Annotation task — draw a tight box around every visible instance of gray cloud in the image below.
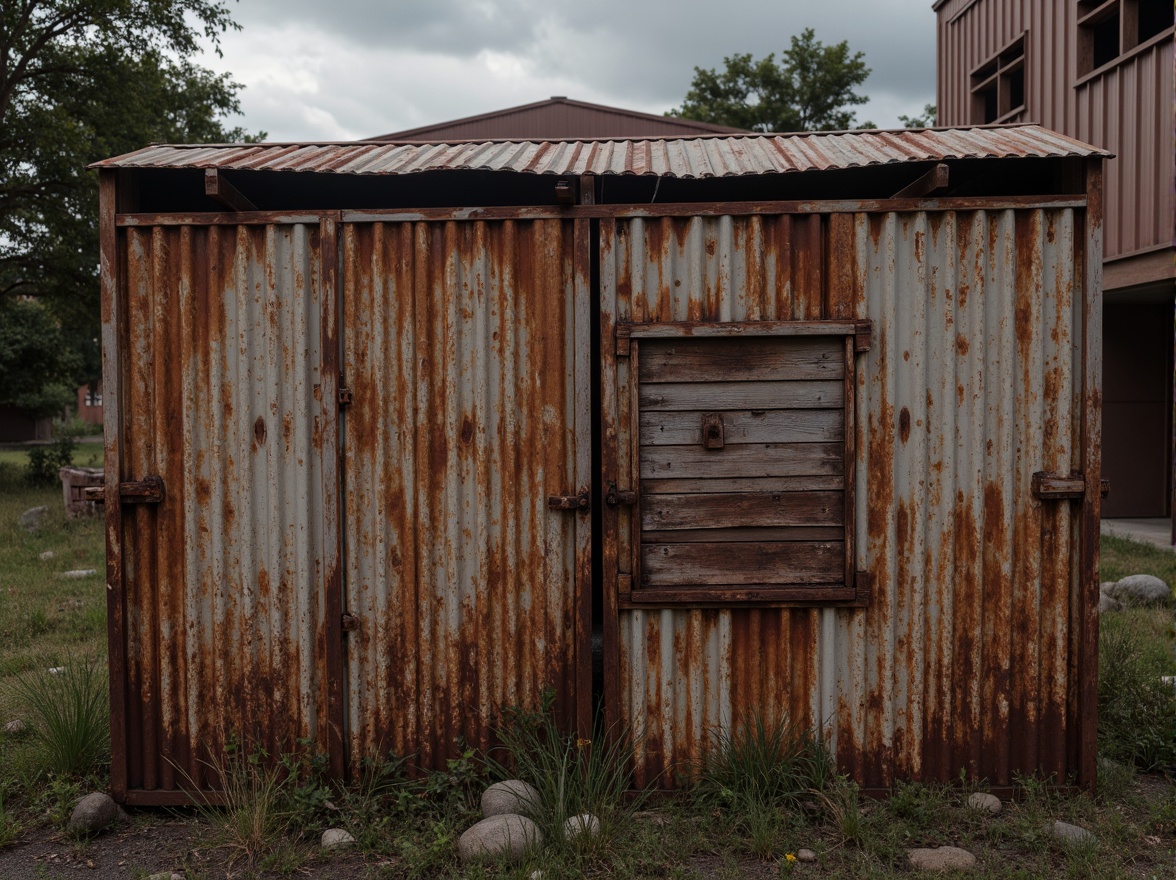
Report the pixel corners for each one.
[205,0,936,141]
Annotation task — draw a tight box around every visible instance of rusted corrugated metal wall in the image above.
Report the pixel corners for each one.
[114,221,338,797]
[936,0,1173,263]
[602,209,1086,788]
[340,218,592,769]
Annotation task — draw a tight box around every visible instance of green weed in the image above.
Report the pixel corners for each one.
[689,710,833,817]
[7,656,109,777]
[199,745,293,865]
[490,687,637,854]
[1098,609,1176,770]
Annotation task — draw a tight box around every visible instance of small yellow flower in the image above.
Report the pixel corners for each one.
[785,854,797,862]
[576,738,591,748]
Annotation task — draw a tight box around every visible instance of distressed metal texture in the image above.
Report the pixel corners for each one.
[341,218,592,770]
[115,222,337,799]
[936,0,1173,262]
[601,209,1087,789]
[92,125,1108,179]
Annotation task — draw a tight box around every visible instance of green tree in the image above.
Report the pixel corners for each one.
[669,29,873,133]
[898,103,937,128]
[0,297,81,413]
[0,0,261,406]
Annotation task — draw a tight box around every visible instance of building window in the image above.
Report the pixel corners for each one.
[84,386,102,407]
[1079,0,1175,76]
[970,35,1026,124]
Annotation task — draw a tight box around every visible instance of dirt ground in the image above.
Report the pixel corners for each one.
[0,815,380,880]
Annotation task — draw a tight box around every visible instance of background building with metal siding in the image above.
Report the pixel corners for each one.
[934,0,1175,521]
[95,126,1107,803]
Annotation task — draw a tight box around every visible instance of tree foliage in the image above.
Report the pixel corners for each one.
[0,0,259,406]
[0,297,80,413]
[669,29,873,133]
[898,104,937,128]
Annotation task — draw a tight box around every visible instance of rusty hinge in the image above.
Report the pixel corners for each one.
[605,483,637,507]
[547,491,590,511]
[338,383,354,408]
[1031,472,1111,500]
[855,570,873,603]
[854,319,873,353]
[341,612,360,632]
[86,476,166,505]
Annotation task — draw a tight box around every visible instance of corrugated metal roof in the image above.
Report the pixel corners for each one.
[93,125,1110,179]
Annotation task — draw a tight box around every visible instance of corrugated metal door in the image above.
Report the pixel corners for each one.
[340,217,592,770]
[111,219,341,803]
[600,209,1091,790]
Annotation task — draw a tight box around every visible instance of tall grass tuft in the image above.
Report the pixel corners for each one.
[198,745,292,864]
[491,687,637,851]
[9,656,109,777]
[1098,608,1176,771]
[690,710,833,815]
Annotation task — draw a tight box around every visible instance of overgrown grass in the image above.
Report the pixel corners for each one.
[198,746,297,865]
[490,688,637,855]
[1100,532,1176,587]
[8,657,109,777]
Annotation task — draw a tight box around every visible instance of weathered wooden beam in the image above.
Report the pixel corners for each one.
[204,169,256,211]
[891,163,950,199]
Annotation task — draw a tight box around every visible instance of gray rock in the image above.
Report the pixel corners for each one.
[39,550,55,561]
[60,569,97,579]
[1100,581,1115,595]
[1051,820,1095,844]
[908,846,977,871]
[1099,594,1123,614]
[967,792,1002,814]
[1108,574,1171,606]
[482,780,541,817]
[458,814,542,863]
[19,506,48,533]
[563,813,600,840]
[3,719,26,736]
[321,828,355,849]
[146,873,184,880]
[796,849,817,862]
[68,792,119,834]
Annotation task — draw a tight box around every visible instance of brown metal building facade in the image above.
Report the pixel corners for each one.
[934,0,1175,519]
[369,96,745,141]
[95,126,1108,804]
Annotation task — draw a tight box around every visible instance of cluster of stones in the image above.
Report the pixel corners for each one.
[456,780,600,863]
[1100,574,1172,613]
[904,793,1096,873]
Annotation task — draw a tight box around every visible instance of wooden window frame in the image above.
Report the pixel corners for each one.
[617,319,871,608]
[1077,0,1175,81]
[970,33,1027,124]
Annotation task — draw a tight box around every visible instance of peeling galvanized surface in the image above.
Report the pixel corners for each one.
[92,125,1108,180]
[340,218,592,770]
[116,222,336,796]
[602,209,1085,789]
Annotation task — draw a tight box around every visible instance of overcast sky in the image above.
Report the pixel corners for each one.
[200,0,938,142]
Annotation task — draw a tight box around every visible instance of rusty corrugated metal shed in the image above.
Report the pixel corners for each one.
[97,124,1105,805]
[92,124,1109,179]
[367,96,745,141]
